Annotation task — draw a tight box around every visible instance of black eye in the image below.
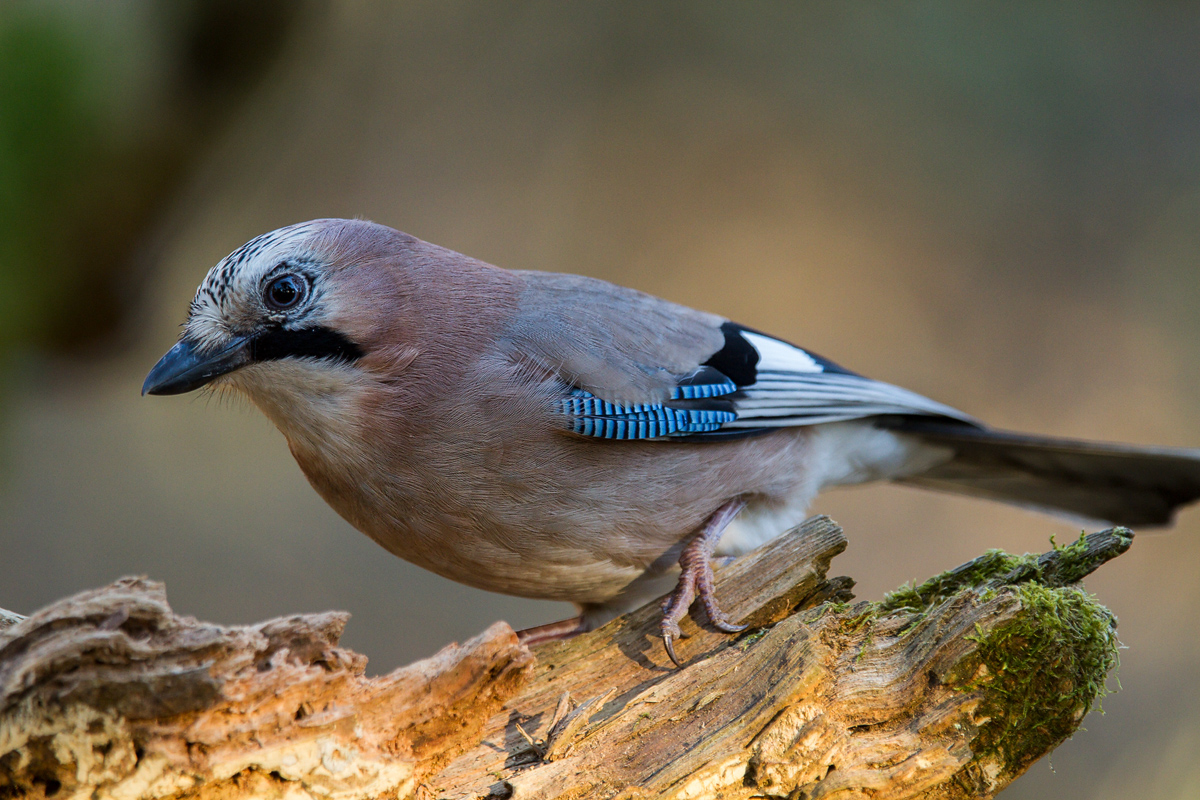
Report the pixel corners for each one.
[264,274,306,310]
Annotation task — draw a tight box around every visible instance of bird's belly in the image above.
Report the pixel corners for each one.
[419,550,649,605]
[303,488,656,605]
[293,425,822,606]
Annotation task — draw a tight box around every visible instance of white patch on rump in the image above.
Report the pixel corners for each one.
[717,492,817,557]
[716,420,954,557]
[807,420,954,487]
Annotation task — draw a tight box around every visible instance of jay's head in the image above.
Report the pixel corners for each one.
[143,219,416,412]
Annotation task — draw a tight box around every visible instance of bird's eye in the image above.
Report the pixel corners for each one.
[264,274,306,311]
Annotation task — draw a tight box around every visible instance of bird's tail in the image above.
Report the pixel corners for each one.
[879,418,1200,527]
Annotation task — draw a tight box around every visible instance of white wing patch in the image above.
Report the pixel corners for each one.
[722,329,977,429]
[740,331,822,373]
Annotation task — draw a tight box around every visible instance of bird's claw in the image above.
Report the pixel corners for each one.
[710,616,748,634]
[698,574,746,633]
[662,634,681,667]
[661,620,683,667]
[660,571,695,666]
[658,499,748,667]
[659,575,743,665]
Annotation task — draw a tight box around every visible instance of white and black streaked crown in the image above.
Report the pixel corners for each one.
[192,222,325,316]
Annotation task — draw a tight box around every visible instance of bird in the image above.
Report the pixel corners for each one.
[144,219,1200,665]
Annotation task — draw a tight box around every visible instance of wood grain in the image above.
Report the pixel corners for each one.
[0,518,1127,800]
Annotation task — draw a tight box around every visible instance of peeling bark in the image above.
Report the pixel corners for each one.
[0,517,1128,800]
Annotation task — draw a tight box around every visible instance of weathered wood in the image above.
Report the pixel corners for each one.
[0,518,1127,800]
[0,580,533,799]
[434,523,1127,800]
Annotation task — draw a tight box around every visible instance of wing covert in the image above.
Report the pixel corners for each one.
[504,272,976,441]
[555,322,978,440]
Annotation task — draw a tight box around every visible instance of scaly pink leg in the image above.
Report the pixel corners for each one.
[661,499,748,666]
[516,617,588,646]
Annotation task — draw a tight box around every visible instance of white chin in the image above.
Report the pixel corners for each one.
[229,359,366,449]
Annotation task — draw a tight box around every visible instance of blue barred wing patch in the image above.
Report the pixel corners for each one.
[562,387,737,440]
[669,365,737,399]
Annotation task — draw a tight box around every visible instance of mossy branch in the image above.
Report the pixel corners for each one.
[0,520,1127,800]
[877,527,1132,614]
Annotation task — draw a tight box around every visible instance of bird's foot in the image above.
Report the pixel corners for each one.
[660,498,748,666]
[660,572,696,667]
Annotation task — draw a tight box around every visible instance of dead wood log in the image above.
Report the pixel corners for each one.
[0,587,533,799]
[0,517,1128,800]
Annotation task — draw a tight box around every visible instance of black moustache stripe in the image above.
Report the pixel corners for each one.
[250,326,364,364]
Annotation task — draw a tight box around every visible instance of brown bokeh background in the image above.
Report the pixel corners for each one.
[3,4,1199,796]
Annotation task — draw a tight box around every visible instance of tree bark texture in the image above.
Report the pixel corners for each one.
[0,517,1128,800]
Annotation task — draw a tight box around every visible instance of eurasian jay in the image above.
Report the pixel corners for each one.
[143,219,1200,664]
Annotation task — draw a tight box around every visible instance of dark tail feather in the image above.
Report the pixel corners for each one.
[881,419,1200,527]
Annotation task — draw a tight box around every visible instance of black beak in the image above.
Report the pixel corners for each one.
[142,336,253,396]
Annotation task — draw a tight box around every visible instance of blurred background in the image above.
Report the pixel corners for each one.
[2,2,1199,796]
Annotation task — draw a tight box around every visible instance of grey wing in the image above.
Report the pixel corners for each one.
[504,270,727,403]
[714,325,977,430]
[506,272,976,440]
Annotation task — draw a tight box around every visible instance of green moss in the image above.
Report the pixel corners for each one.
[737,628,769,650]
[838,530,1124,781]
[1041,529,1134,587]
[877,549,1029,614]
[875,530,1129,618]
[951,582,1119,776]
